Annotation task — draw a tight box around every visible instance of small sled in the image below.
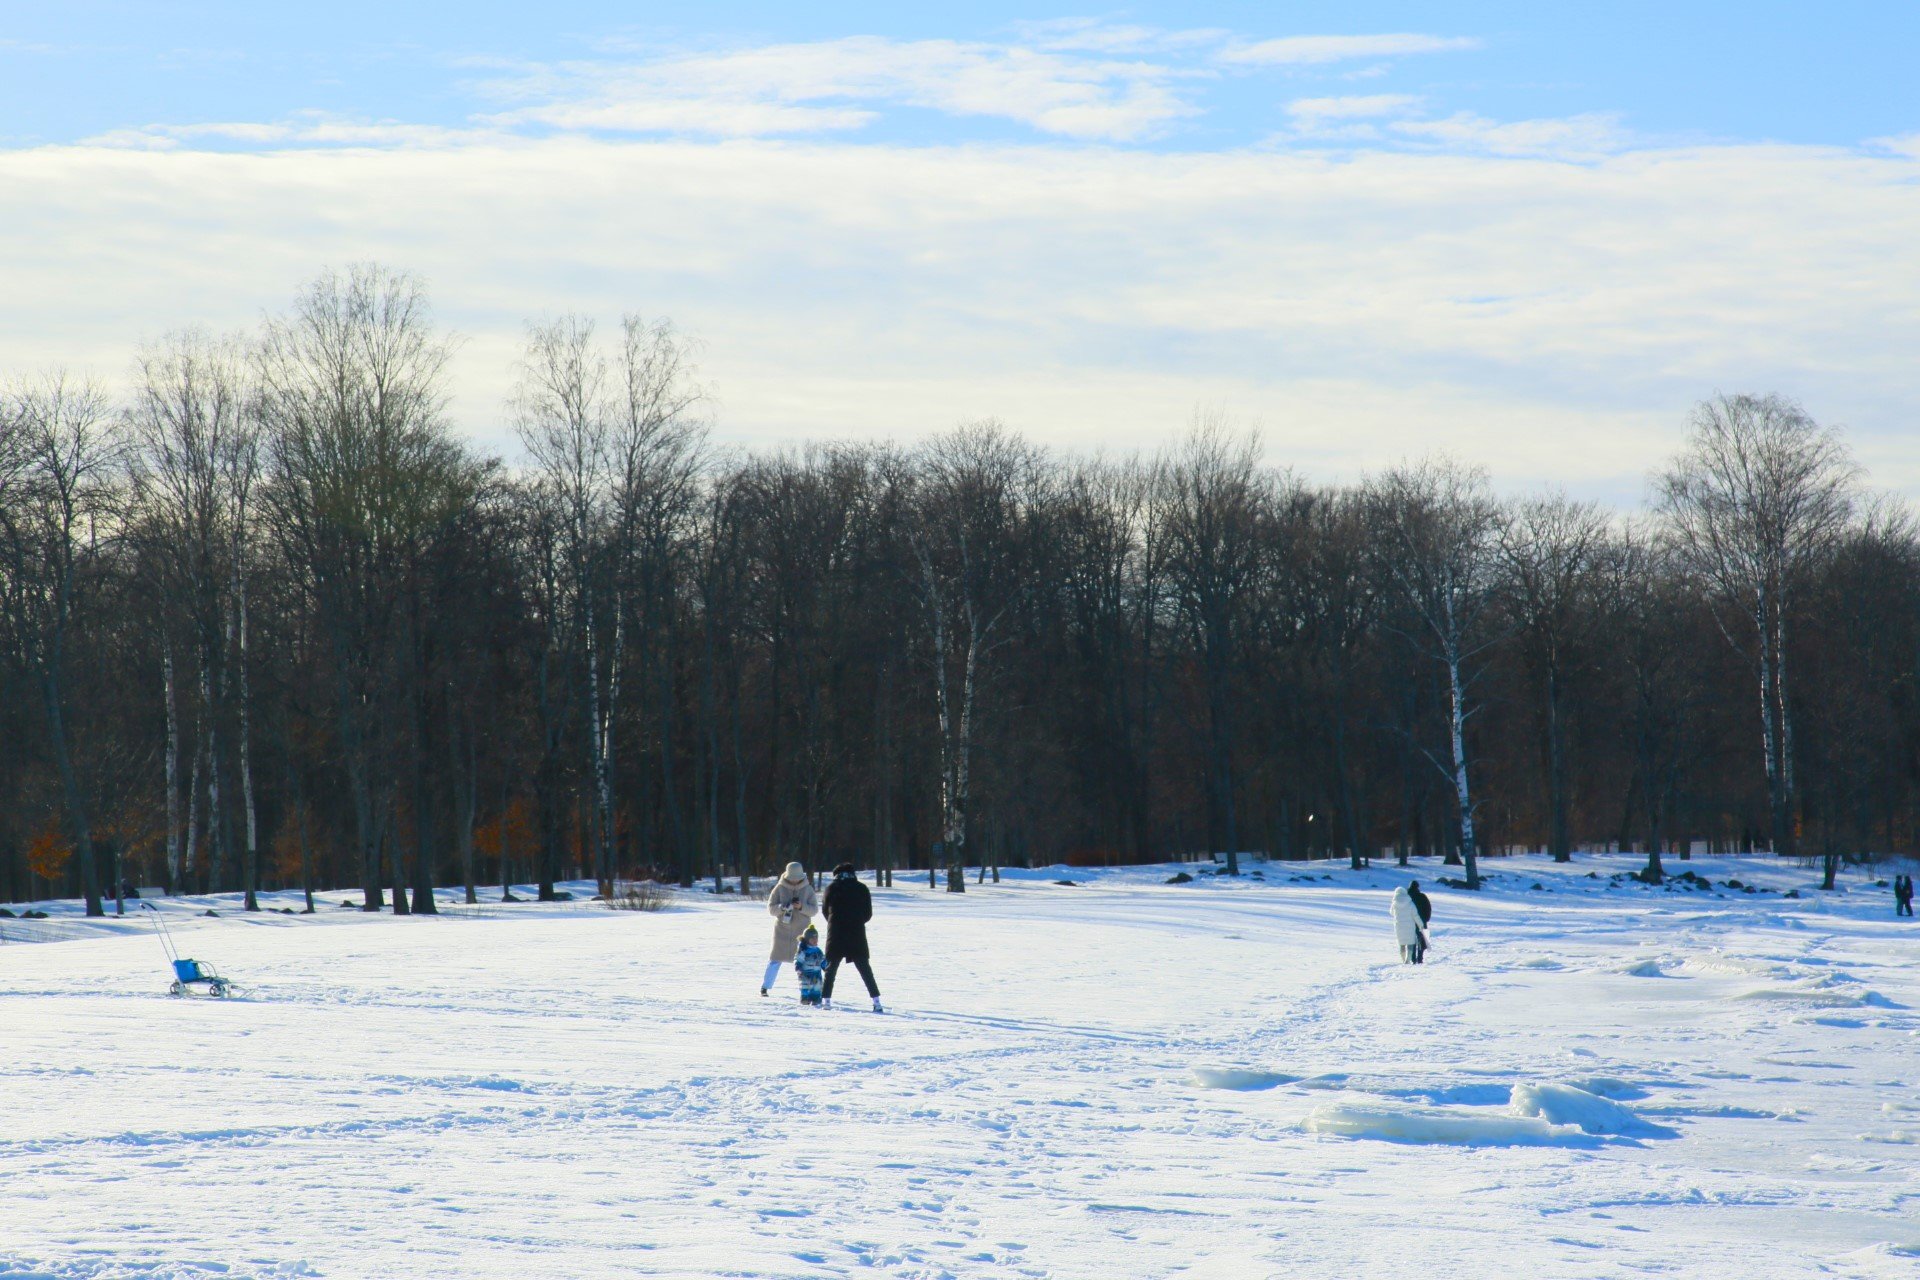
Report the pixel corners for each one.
[168,957,233,999]
[143,903,234,998]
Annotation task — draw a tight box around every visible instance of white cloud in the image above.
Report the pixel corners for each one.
[1221,34,1479,66]
[480,36,1202,141]
[1010,19,1230,54]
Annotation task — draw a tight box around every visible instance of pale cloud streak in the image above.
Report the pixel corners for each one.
[1221,34,1480,66]
[1286,94,1423,124]
[480,36,1203,141]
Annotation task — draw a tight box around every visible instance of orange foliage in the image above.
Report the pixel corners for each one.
[27,824,72,881]
[474,797,535,865]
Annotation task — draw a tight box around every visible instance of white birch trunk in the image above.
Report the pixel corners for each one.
[1444,588,1479,888]
[185,730,204,886]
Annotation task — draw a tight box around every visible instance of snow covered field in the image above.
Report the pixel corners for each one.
[4,855,1918,1280]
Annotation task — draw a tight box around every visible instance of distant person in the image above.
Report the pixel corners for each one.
[795,925,826,1007]
[1408,880,1433,936]
[1896,873,1914,918]
[821,862,883,1012]
[1391,884,1429,965]
[762,862,818,996]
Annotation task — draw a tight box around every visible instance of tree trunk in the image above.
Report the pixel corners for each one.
[42,671,102,916]
[1546,663,1570,863]
[163,635,181,894]
[235,579,260,911]
[203,656,227,893]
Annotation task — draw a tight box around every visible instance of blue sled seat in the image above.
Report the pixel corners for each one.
[172,959,204,983]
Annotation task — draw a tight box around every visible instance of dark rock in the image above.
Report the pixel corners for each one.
[1054,879,1079,887]
[0,907,13,917]
[1725,878,1745,890]
[1166,872,1194,884]
[1783,889,1801,899]
[203,909,219,917]
[1530,883,1545,891]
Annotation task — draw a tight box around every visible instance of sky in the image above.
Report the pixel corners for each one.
[2,2,1918,500]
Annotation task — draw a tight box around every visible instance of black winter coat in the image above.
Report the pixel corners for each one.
[1408,887,1433,926]
[822,874,874,960]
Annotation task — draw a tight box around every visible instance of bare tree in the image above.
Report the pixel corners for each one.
[512,315,618,896]
[1372,460,1504,888]
[1497,494,1612,862]
[907,423,1036,888]
[259,265,471,913]
[1163,420,1268,875]
[1658,393,1858,860]
[0,373,124,916]
[609,317,706,887]
[127,330,263,904]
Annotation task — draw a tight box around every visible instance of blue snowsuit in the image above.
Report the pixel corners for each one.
[795,938,826,1005]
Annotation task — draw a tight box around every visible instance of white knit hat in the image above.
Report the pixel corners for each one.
[783,861,806,882]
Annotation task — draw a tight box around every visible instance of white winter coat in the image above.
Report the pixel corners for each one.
[1390,886,1427,948]
[766,874,819,962]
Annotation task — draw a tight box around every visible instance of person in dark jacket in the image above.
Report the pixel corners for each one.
[821,862,883,1012]
[1407,881,1433,926]
[1896,873,1914,918]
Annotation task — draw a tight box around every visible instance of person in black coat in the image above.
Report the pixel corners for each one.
[821,862,883,1011]
[1407,881,1433,929]
[1896,873,1914,918]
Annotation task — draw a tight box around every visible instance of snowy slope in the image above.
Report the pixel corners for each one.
[3,856,1918,1279]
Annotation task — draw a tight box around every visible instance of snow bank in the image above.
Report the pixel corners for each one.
[1613,957,1668,977]
[1302,1102,1593,1147]
[1190,1067,1295,1091]
[1558,1075,1647,1100]
[1306,1082,1666,1145]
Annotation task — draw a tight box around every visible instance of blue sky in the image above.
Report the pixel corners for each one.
[2,4,1918,498]
[6,2,1914,150]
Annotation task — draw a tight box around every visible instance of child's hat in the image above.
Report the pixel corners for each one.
[802,923,819,938]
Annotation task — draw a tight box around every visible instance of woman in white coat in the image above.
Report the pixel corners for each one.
[1390,884,1429,964]
[762,862,820,995]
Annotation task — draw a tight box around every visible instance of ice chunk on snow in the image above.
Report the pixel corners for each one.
[1614,957,1667,977]
[1302,1101,1591,1147]
[1509,1083,1657,1136]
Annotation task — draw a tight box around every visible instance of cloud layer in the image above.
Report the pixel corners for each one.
[5,132,1917,499]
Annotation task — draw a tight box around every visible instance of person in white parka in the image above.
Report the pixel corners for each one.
[761,862,819,995]
[1390,884,1429,964]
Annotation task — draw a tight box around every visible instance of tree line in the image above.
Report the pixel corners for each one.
[2,265,1909,916]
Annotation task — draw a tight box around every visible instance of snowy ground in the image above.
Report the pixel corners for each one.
[4,854,1919,1280]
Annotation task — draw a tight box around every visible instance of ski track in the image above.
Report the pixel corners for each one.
[4,858,1919,1279]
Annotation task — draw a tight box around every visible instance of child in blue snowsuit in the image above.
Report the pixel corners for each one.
[795,925,826,1006]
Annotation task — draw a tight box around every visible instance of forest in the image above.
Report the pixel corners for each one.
[1,264,1909,916]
